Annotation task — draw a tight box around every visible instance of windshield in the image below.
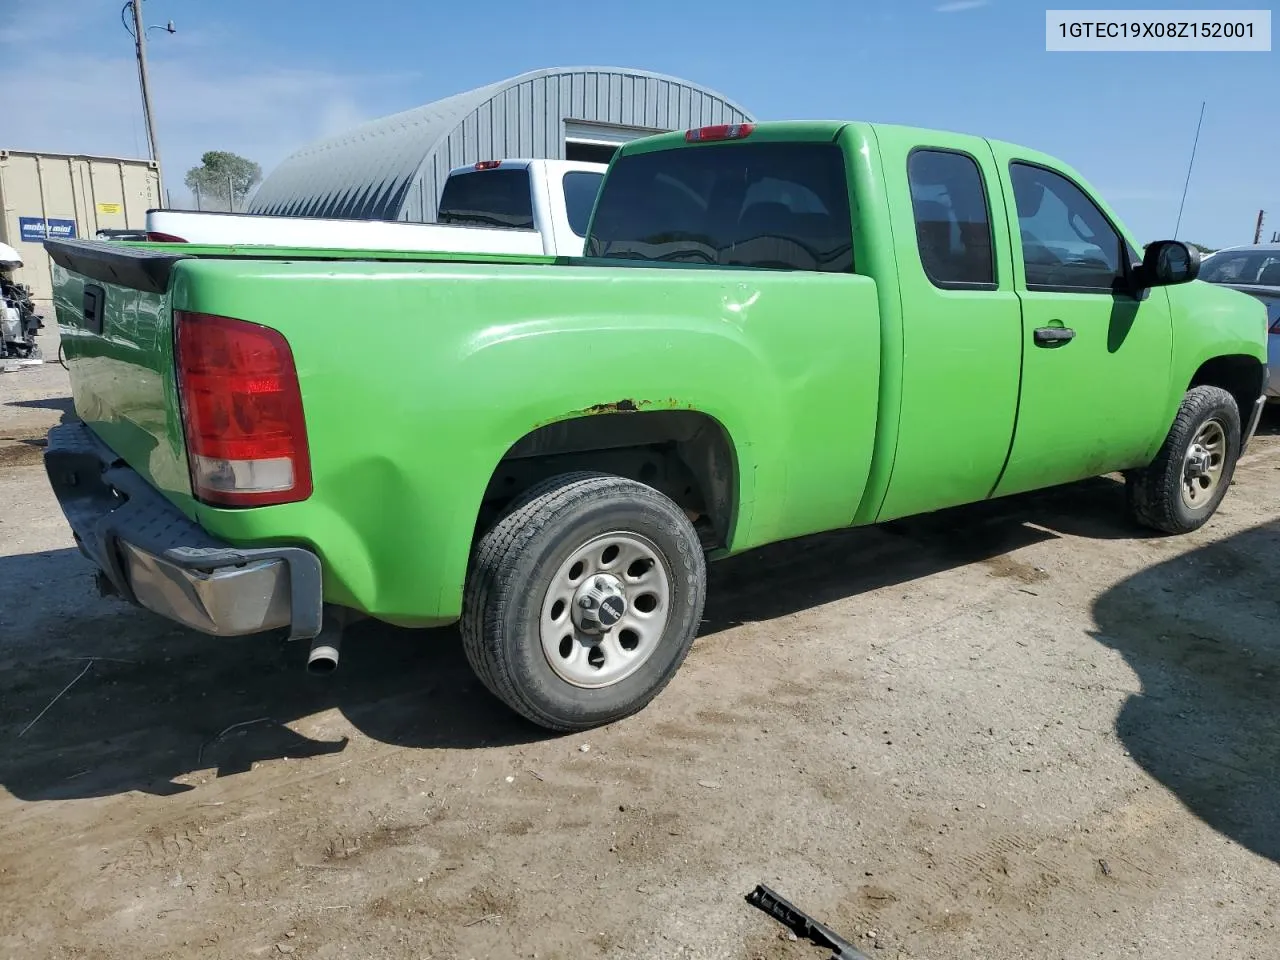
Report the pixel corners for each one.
[1199,249,1280,286]
[585,141,853,272]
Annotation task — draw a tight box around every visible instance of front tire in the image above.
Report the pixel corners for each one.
[1126,385,1241,534]
[461,472,707,731]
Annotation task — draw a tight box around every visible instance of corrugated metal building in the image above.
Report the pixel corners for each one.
[0,149,161,308]
[248,65,755,222]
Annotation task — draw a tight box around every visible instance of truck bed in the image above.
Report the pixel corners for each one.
[45,235,881,625]
[143,208,549,256]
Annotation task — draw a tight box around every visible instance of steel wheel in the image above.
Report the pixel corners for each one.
[539,531,672,689]
[1181,417,1227,509]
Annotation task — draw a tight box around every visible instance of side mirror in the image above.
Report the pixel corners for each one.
[1136,240,1200,288]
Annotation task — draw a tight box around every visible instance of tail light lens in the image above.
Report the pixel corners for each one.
[474,160,502,170]
[174,311,312,507]
[684,123,755,143]
[147,231,187,243]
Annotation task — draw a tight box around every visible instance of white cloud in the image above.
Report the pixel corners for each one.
[0,0,99,43]
[0,6,418,206]
[0,53,403,200]
[934,0,990,12]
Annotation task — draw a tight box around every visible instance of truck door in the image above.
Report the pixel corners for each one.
[872,130,1023,521]
[986,146,1175,498]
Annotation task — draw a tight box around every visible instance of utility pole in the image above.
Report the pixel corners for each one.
[129,0,164,194]
[1254,210,1266,245]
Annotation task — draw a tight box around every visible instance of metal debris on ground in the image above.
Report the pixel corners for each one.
[745,883,873,960]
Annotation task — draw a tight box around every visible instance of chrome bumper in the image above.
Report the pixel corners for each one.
[43,421,323,640]
[118,541,294,637]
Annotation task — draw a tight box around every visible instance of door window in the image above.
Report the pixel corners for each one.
[1009,163,1128,292]
[908,149,996,288]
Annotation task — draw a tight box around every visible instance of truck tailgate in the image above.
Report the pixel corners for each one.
[45,238,196,514]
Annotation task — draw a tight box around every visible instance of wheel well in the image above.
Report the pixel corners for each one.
[1189,355,1264,424]
[477,411,738,551]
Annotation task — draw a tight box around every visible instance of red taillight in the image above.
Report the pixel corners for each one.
[174,311,312,508]
[147,231,187,243]
[474,160,502,170]
[684,123,755,143]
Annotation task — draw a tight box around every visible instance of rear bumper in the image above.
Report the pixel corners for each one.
[43,421,324,640]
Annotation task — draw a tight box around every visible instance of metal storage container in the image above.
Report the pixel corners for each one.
[0,150,161,310]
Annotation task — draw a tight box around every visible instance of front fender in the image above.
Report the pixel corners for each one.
[1157,280,1270,457]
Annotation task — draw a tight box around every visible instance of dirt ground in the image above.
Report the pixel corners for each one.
[2,361,1278,960]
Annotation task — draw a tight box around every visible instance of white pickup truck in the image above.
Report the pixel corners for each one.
[144,159,607,256]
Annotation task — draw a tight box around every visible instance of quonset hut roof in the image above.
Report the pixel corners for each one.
[247,65,755,222]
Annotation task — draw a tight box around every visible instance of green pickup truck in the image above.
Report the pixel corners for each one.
[43,120,1269,731]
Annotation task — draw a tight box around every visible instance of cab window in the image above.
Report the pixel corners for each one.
[908,149,996,289]
[1010,163,1127,292]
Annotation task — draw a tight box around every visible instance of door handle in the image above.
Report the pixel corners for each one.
[1033,326,1075,346]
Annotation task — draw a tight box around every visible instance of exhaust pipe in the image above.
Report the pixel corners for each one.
[307,608,344,674]
[307,635,341,674]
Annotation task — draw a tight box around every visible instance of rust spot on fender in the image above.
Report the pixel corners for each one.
[583,398,647,415]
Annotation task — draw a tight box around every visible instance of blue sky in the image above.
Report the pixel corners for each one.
[2,0,1274,246]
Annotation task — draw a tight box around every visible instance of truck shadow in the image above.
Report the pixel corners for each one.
[0,474,1165,802]
[702,474,1147,632]
[4,396,77,419]
[1090,518,1280,864]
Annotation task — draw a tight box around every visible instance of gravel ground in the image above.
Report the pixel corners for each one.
[1,361,1278,960]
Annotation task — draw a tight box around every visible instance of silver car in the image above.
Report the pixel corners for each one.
[1198,242,1280,400]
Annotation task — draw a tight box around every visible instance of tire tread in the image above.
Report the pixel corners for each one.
[1126,385,1240,534]
[461,472,704,731]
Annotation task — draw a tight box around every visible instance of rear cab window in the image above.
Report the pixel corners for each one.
[437,168,534,229]
[585,141,853,272]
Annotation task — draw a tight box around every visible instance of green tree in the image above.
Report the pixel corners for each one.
[184,151,263,212]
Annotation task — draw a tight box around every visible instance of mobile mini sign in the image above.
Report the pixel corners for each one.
[18,217,77,242]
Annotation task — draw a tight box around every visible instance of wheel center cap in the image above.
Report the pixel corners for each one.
[1186,445,1211,479]
[572,574,627,635]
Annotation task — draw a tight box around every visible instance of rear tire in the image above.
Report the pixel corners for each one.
[1126,385,1241,534]
[461,472,707,731]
